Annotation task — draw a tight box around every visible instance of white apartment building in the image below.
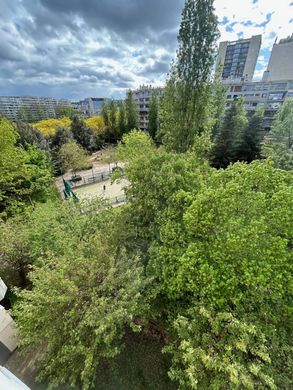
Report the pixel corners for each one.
[262,34,293,82]
[134,85,164,131]
[0,96,71,122]
[216,35,262,82]
[225,79,293,130]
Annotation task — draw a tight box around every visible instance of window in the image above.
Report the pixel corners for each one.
[234,85,242,92]
[268,92,284,100]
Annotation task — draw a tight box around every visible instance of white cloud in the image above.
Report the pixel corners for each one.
[215,0,293,79]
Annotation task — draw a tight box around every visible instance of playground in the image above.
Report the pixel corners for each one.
[74,177,128,204]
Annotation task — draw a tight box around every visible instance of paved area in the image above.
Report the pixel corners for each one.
[74,178,128,202]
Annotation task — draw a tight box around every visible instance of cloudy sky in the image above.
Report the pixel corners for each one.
[0,0,292,100]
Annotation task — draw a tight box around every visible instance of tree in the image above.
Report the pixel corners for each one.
[13,200,147,390]
[71,115,95,151]
[0,117,54,218]
[33,117,71,137]
[50,126,73,151]
[85,116,105,134]
[236,105,264,163]
[165,307,276,389]
[17,103,47,123]
[118,101,127,139]
[262,98,293,170]
[210,65,228,139]
[59,141,90,175]
[101,101,110,128]
[159,0,219,152]
[14,121,48,151]
[211,98,248,168]
[109,99,118,139]
[117,130,209,243]
[125,90,139,132]
[56,106,77,119]
[148,89,159,140]
[149,161,292,388]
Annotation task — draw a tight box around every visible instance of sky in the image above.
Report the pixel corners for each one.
[0,0,292,100]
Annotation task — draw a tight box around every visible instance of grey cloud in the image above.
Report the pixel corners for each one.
[0,0,185,99]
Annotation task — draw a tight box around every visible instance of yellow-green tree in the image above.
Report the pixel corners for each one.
[0,117,54,218]
[33,117,71,137]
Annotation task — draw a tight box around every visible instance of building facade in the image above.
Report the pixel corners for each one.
[262,35,293,82]
[133,85,164,131]
[72,97,110,117]
[0,96,71,122]
[216,35,261,82]
[224,79,293,130]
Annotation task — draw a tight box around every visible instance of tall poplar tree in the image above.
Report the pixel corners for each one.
[125,90,139,132]
[148,89,159,140]
[118,101,127,138]
[160,0,219,152]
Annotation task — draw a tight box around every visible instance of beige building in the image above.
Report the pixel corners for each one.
[134,85,164,131]
[216,35,262,82]
[262,35,293,82]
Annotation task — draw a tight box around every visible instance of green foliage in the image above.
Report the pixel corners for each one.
[101,100,124,142]
[17,103,47,123]
[0,216,31,288]
[59,140,90,174]
[12,200,148,389]
[14,121,48,151]
[210,65,228,139]
[149,161,292,388]
[211,98,248,168]
[71,115,95,151]
[159,0,219,152]
[237,105,264,163]
[118,101,127,138]
[148,89,159,140]
[125,90,139,132]
[165,307,276,389]
[50,126,73,151]
[0,117,54,217]
[117,130,209,244]
[56,106,77,119]
[262,98,293,170]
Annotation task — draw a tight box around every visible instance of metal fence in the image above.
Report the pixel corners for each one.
[108,194,127,206]
[71,169,124,188]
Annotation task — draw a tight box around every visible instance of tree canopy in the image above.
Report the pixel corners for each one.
[262,98,293,170]
[0,117,54,218]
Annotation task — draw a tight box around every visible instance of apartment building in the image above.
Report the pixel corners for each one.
[263,34,293,82]
[133,85,164,131]
[72,97,110,117]
[225,79,293,130]
[216,35,262,82]
[0,96,71,122]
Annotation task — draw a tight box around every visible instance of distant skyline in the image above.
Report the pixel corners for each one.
[0,0,292,100]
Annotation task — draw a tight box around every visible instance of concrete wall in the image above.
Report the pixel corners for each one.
[0,306,18,354]
[243,35,262,81]
[264,38,293,82]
